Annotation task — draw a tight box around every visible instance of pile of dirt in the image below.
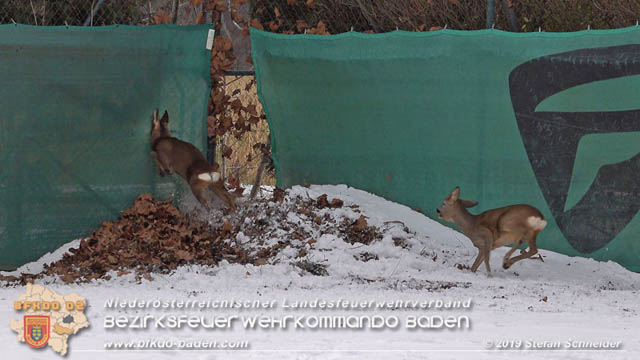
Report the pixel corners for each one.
[1,189,387,285]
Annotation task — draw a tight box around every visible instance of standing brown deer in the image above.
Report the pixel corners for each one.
[150,109,236,211]
[436,187,546,274]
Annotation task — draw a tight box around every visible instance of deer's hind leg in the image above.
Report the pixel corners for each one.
[189,179,210,210]
[503,231,539,269]
[210,182,237,211]
[502,238,523,269]
[486,231,523,270]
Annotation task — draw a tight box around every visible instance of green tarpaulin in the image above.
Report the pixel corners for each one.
[251,27,640,272]
[0,24,212,269]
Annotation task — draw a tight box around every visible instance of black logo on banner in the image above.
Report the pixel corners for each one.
[509,45,640,253]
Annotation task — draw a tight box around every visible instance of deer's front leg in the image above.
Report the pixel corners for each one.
[469,229,493,274]
[151,151,167,176]
[483,244,492,274]
[470,250,484,273]
[155,151,175,175]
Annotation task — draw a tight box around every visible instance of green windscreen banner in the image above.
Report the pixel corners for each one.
[0,25,213,269]
[251,27,640,272]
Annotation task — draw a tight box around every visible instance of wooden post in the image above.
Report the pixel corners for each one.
[503,0,519,32]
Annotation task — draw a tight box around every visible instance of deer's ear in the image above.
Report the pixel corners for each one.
[460,200,478,208]
[448,186,460,201]
[161,110,169,123]
[152,109,159,124]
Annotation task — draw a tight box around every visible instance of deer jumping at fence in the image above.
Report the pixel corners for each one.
[150,109,236,211]
[436,187,547,274]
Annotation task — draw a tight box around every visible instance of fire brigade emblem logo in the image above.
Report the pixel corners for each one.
[24,315,50,348]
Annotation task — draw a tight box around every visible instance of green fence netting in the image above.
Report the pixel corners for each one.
[251,27,640,272]
[0,24,212,270]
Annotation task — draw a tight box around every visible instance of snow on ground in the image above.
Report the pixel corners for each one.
[1,184,638,360]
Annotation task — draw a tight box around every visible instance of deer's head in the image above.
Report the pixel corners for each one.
[436,187,478,222]
[151,109,171,140]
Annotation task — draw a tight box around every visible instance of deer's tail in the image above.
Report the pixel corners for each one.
[197,172,221,182]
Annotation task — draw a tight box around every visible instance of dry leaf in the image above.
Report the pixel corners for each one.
[316,194,329,208]
[353,216,368,231]
[268,20,280,31]
[316,21,327,33]
[273,188,285,202]
[296,20,308,32]
[231,98,243,110]
[228,176,240,189]
[213,0,227,12]
[153,9,172,24]
[176,250,194,261]
[331,199,343,208]
[250,18,264,30]
[222,145,233,158]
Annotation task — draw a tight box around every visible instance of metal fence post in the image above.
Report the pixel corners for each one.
[486,0,495,29]
[83,0,106,26]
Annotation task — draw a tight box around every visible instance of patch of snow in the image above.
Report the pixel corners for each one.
[2,239,82,276]
[1,184,638,360]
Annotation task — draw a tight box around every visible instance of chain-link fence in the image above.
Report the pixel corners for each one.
[249,0,491,33]
[0,0,156,26]
[250,0,640,33]
[217,75,274,187]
